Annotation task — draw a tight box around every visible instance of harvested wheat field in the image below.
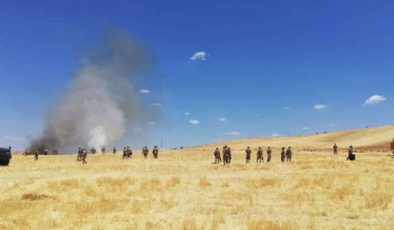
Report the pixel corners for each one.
[1,126,394,230]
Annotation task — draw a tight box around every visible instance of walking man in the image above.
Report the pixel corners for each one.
[286,147,292,162]
[280,147,286,162]
[266,147,272,162]
[245,146,252,164]
[333,143,338,155]
[256,147,263,163]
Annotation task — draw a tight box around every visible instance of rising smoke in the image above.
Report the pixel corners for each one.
[30,33,152,153]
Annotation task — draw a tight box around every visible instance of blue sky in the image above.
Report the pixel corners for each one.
[1,0,393,149]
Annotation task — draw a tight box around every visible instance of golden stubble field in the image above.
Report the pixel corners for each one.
[0,147,393,230]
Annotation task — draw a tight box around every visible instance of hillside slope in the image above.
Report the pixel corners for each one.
[203,125,394,150]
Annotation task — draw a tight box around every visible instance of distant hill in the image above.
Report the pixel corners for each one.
[202,125,394,151]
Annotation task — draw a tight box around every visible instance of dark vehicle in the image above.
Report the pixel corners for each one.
[0,146,12,166]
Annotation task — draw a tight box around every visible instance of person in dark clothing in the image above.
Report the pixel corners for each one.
[228,147,232,163]
[390,139,394,154]
[256,147,263,163]
[245,146,251,163]
[113,147,117,154]
[90,147,96,154]
[77,147,82,161]
[347,146,355,161]
[34,150,39,161]
[142,146,149,159]
[222,146,228,165]
[126,146,132,158]
[81,149,87,164]
[280,147,286,162]
[266,147,272,162]
[214,148,221,164]
[152,146,159,158]
[286,147,292,162]
[333,143,338,155]
[122,147,127,159]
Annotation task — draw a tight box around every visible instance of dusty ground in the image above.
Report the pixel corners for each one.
[0,148,393,230]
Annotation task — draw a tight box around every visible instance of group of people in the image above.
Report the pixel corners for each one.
[213,145,292,164]
[333,143,357,161]
[141,146,159,159]
[122,146,133,159]
[214,145,232,164]
[247,146,291,163]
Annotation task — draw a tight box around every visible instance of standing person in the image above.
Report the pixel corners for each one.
[286,147,293,162]
[82,149,87,164]
[280,147,286,162]
[113,147,117,154]
[153,146,159,158]
[333,143,338,155]
[34,150,39,161]
[228,147,232,163]
[90,147,96,154]
[256,147,263,163]
[222,146,228,165]
[122,147,127,159]
[214,148,221,164]
[245,146,251,164]
[77,147,82,161]
[44,149,48,155]
[390,138,394,154]
[347,146,355,161]
[52,149,58,155]
[266,147,272,162]
[143,146,149,159]
[126,146,133,158]
[101,146,106,154]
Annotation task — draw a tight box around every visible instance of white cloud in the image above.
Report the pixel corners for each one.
[225,131,240,135]
[363,95,386,106]
[284,106,291,110]
[313,104,329,110]
[133,127,143,131]
[190,51,208,61]
[139,89,150,94]
[185,112,191,116]
[218,117,227,122]
[147,121,155,125]
[189,120,200,125]
[151,103,162,107]
[303,127,309,130]
[1,136,25,141]
[271,133,281,137]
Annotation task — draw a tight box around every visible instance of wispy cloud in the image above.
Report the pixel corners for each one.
[0,136,25,141]
[185,112,191,116]
[151,103,162,107]
[218,117,227,123]
[147,121,155,125]
[271,133,281,137]
[303,127,309,130]
[225,131,240,135]
[190,51,208,61]
[189,120,200,125]
[313,104,329,110]
[284,106,291,110]
[139,89,150,94]
[363,95,386,106]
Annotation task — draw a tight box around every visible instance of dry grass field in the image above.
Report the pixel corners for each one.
[1,126,394,230]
